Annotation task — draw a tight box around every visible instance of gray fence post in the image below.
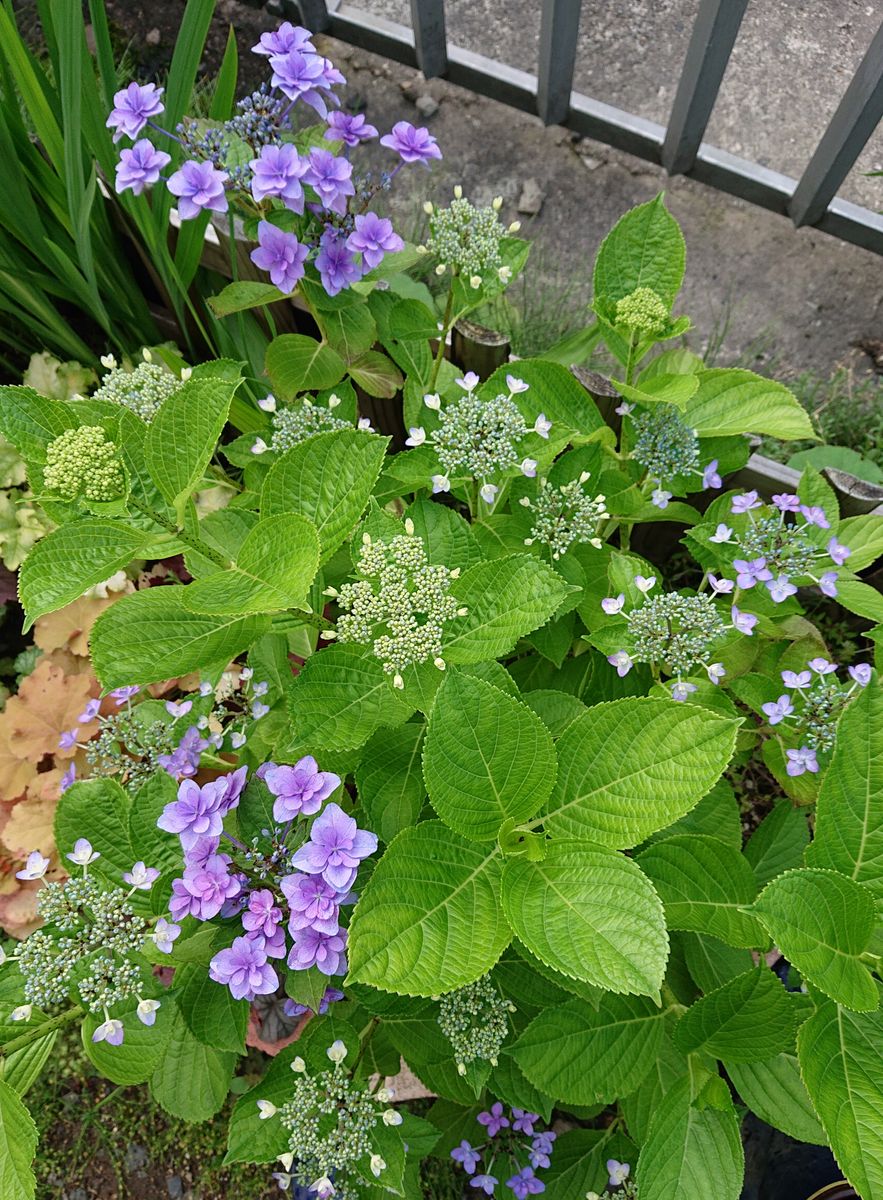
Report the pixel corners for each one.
[661,0,748,175]
[410,0,448,79]
[789,17,883,228]
[537,0,582,126]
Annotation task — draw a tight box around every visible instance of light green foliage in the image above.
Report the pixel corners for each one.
[145,375,238,514]
[0,1078,38,1200]
[724,1055,825,1145]
[43,425,125,501]
[673,968,807,1061]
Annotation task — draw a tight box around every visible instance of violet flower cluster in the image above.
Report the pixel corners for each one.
[108,22,441,298]
[450,1105,556,1196]
[155,756,376,1004]
[762,657,873,770]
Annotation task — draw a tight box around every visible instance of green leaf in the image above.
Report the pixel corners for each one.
[261,430,389,563]
[744,800,809,888]
[621,1026,691,1143]
[837,579,883,623]
[593,194,686,315]
[423,672,556,840]
[90,586,269,688]
[444,555,576,664]
[145,376,238,511]
[149,1006,234,1122]
[128,771,182,880]
[3,1031,57,1099]
[725,1055,825,1145]
[82,999,174,1085]
[684,368,815,439]
[55,778,134,882]
[404,496,483,571]
[348,350,404,398]
[542,699,738,847]
[346,821,509,995]
[208,280,285,316]
[681,933,753,993]
[177,964,248,1053]
[511,993,668,1105]
[643,779,742,849]
[318,304,378,364]
[479,359,606,438]
[286,643,414,753]
[611,371,698,411]
[183,513,320,614]
[355,723,426,843]
[636,1075,743,1200]
[535,1128,637,1199]
[637,835,766,948]
[751,868,879,1011]
[264,334,346,398]
[0,1077,37,1200]
[799,991,883,1196]
[18,519,155,627]
[674,968,806,1061]
[0,385,74,463]
[837,514,883,572]
[501,841,668,996]
[808,682,883,893]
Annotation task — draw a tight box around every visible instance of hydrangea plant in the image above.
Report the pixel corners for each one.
[2,136,883,1200]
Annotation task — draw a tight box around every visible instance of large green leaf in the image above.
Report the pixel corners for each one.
[444,555,576,664]
[0,1078,37,1200]
[684,368,814,440]
[0,385,74,462]
[182,513,320,614]
[511,993,668,1105]
[837,515,883,573]
[673,968,807,1061]
[637,835,766,948]
[725,1055,825,1145]
[55,778,134,883]
[177,964,248,1053]
[751,868,879,1012]
[542,699,738,847]
[539,1128,637,1199]
[149,1007,235,1123]
[355,723,426,844]
[90,586,268,688]
[621,1026,691,1143]
[18,519,156,627]
[799,991,883,1196]
[264,333,346,398]
[593,194,685,314]
[744,800,809,889]
[82,999,174,1085]
[636,1076,743,1200]
[501,841,668,997]
[145,376,238,511]
[808,682,883,894]
[346,821,509,995]
[423,672,556,840]
[261,429,389,563]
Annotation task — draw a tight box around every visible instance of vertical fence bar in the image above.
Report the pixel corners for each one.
[288,0,331,32]
[537,0,581,126]
[789,17,883,228]
[661,0,748,175]
[410,0,448,78]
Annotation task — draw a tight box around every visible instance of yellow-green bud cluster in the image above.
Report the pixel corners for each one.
[334,525,463,686]
[271,398,354,452]
[522,474,609,559]
[629,592,725,675]
[615,286,669,335]
[94,360,181,422]
[632,405,699,487]
[43,426,125,502]
[427,192,505,282]
[437,974,514,1074]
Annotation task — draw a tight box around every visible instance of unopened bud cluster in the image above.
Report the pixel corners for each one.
[522,473,609,559]
[740,513,816,578]
[629,592,725,675]
[426,189,510,283]
[334,525,463,686]
[94,357,182,422]
[434,388,527,483]
[270,397,355,452]
[615,286,669,335]
[437,974,514,1074]
[43,426,125,501]
[632,405,699,487]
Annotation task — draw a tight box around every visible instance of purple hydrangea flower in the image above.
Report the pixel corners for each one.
[106,82,164,142]
[731,491,761,514]
[346,211,404,270]
[287,925,348,976]
[800,504,830,529]
[165,699,193,719]
[651,488,672,509]
[59,728,78,750]
[379,121,442,164]
[167,160,228,219]
[152,917,181,953]
[266,756,340,822]
[477,1102,510,1137]
[248,926,287,959]
[733,557,772,589]
[607,651,633,677]
[123,862,161,890]
[255,761,277,782]
[324,111,379,146]
[242,888,284,938]
[115,139,171,195]
[110,685,140,705]
[529,1132,556,1169]
[303,148,354,215]
[16,851,50,881]
[809,657,838,675]
[781,670,811,688]
[731,605,758,635]
[451,1141,482,1175]
[93,1017,125,1046]
[819,571,839,598]
[511,1109,540,1136]
[702,459,722,489]
[708,574,734,595]
[709,522,733,543]
[849,663,872,686]
[169,854,241,921]
[828,537,851,566]
[762,695,795,725]
[210,935,279,1000]
[158,726,208,779]
[289,802,378,891]
[79,699,101,723]
[470,1174,498,1195]
[608,1160,631,1187]
[250,143,308,209]
[60,763,76,793]
[601,594,625,615]
[157,777,227,849]
[250,221,309,294]
[269,51,344,118]
[252,22,314,57]
[506,1167,544,1198]
[786,746,819,777]
[671,680,698,702]
[284,986,344,1018]
[315,230,362,296]
[767,574,798,603]
[282,872,343,936]
[772,493,801,512]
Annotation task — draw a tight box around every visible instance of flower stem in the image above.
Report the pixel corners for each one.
[1,1005,84,1058]
[128,496,232,570]
[429,276,456,391]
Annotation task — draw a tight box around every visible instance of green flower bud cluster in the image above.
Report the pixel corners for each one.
[270,398,355,452]
[333,522,463,687]
[18,875,147,1011]
[433,390,528,483]
[94,359,182,422]
[740,513,817,578]
[426,191,506,283]
[586,1183,638,1200]
[86,713,185,795]
[800,678,848,752]
[632,405,699,487]
[629,592,725,675]
[615,286,669,335]
[43,426,125,502]
[521,473,609,560]
[437,974,514,1074]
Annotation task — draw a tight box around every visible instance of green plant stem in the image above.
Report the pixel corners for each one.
[429,276,456,391]
[624,330,638,386]
[1,1005,83,1057]
[129,496,231,570]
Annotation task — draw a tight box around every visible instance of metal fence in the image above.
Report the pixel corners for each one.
[284,0,883,256]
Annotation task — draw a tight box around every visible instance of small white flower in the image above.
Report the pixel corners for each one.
[326,1039,348,1064]
[533,412,552,438]
[310,1178,335,1200]
[393,673,405,690]
[614,401,635,416]
[506,374,529,394]
[709,522,733,544]
[498,265,512,282]
[327,393,342,409]
[123,862,160,890]
[431,474,451,494]
[635,575,656,594]
[405,426,426,447]
[422,200,434,215]
[435,263,447,276]
[199,680,214,696]
[16,850,50,881]
[10,1005,32,1022]
[230,731,246,749]
[357,417,374,431]
[278,1153,295,1171]
[671,680,698,702]
[480,482,499,505]
[240,667,254,681]
[601,594,625,615]
[424,393,441,410]
[456,372,480,392]
[469,274,482,289]
[100,353,116,369]
[180,366,192,381]
[258,394,277,412]
[66,838,99,868]
[453,184,463,199]
[257,1099,278,1119]
[520,458,537,478]
[370,1155,386,1177]
[382,1108,403,1126]
[291,1056,307,1073]
[706,662,726,684]
[0,946,6,966]
[651,488,673,509]
[508,220,521,233]
[136,998,161,1026]
[251,437,268,455]
[92,1017,124,1045]
[142,347,153,362]
[492,195,503,211]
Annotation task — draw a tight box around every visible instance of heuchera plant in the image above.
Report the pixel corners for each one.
[2,26,883,1200]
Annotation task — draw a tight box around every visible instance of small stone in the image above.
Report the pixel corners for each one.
[145,27,161,46]
[125,1144,149,1172]
[580,154,604,171]
[517,178,545,216]
[415,94,440,118]
[167,1177,184,1199]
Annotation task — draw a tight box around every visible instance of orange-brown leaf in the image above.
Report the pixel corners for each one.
[3,659,98,763]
